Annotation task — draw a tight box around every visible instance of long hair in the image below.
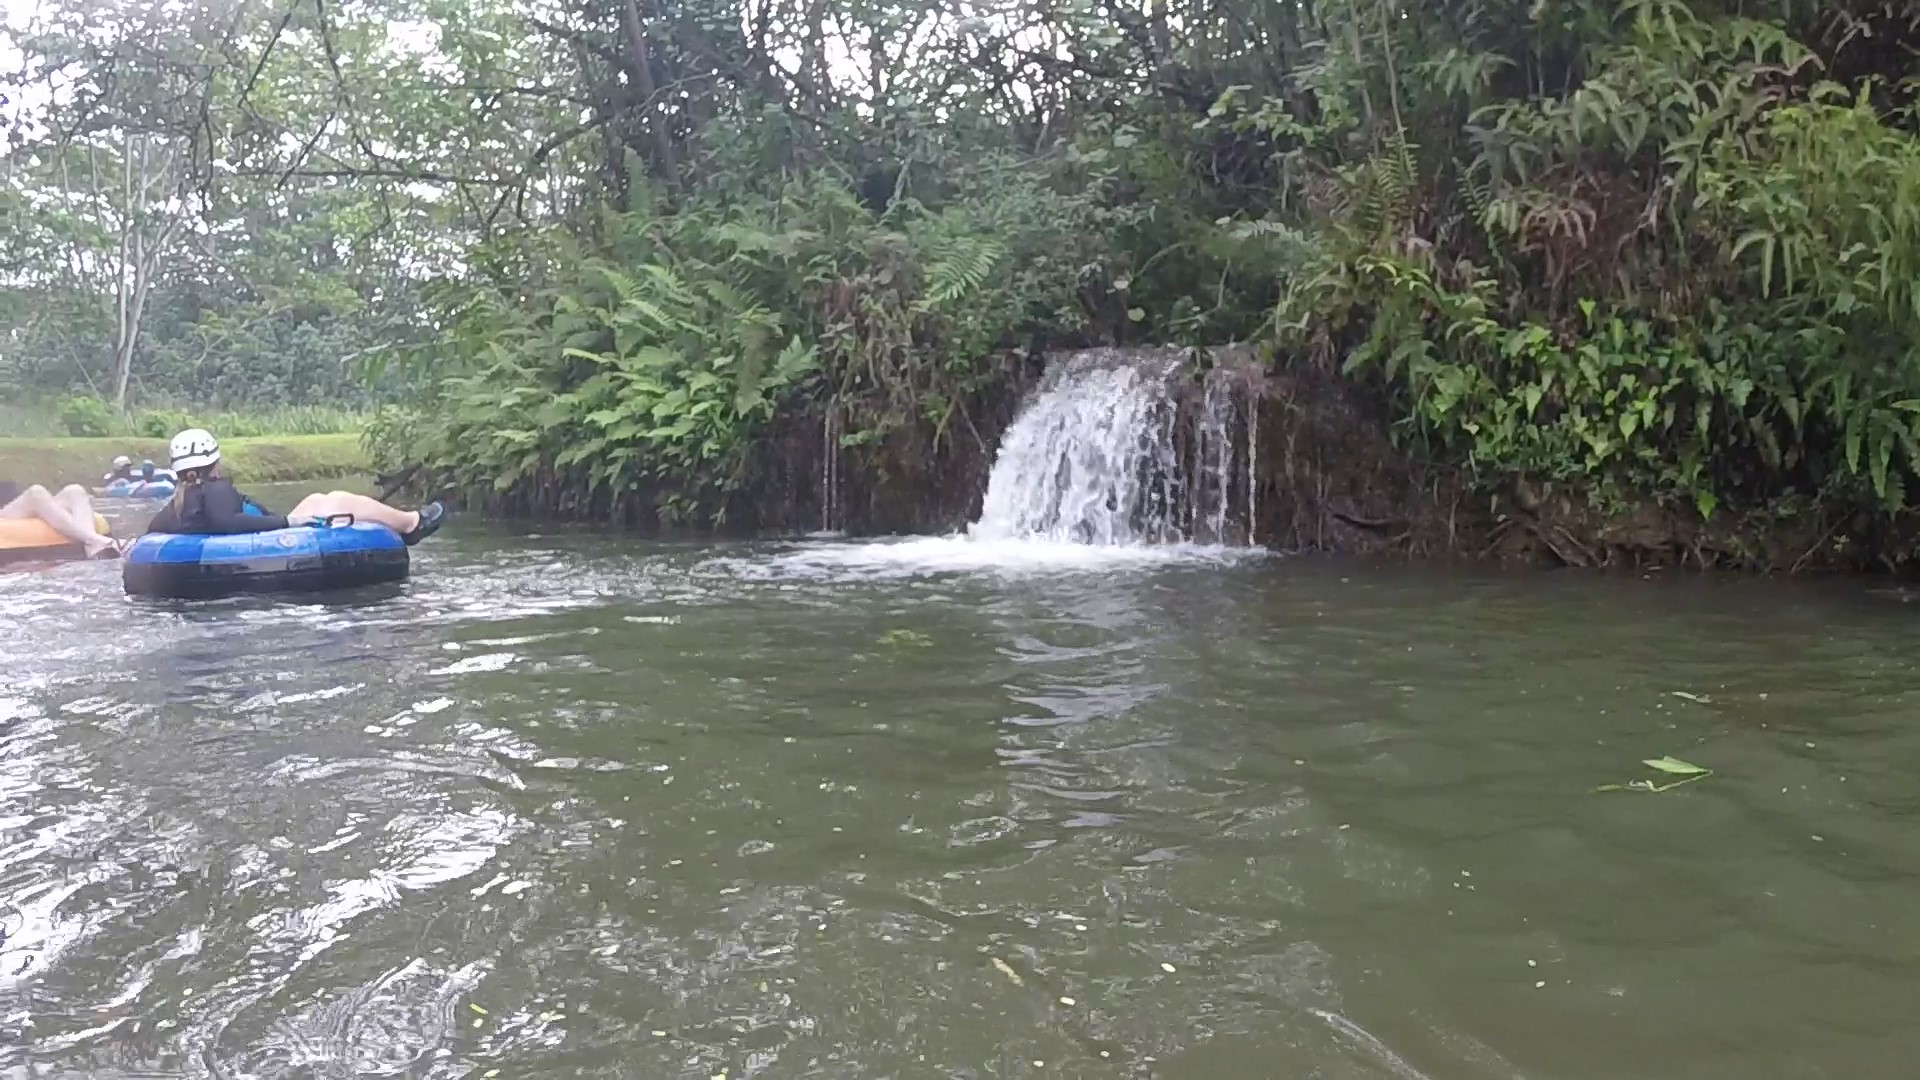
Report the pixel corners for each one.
[171,462,217,511]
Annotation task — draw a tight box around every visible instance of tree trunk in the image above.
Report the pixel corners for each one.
[111,244,153,409]
[104,134,184,409]
[619,0,679,183]
[111,145,138,409]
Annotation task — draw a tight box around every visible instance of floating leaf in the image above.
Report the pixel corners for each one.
[1596,755,1714,793]
[1642,756,1710,775]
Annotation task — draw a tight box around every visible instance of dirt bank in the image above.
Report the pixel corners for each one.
[1243,348,1920,573]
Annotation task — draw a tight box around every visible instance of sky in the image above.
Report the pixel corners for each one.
[1,0,40,130]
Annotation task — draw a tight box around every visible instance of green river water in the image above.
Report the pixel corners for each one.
[3,484,1919,1078]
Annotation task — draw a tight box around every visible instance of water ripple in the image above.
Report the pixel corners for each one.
[3,535,1919,1076]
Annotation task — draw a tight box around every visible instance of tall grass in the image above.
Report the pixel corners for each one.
[0,399,370,439]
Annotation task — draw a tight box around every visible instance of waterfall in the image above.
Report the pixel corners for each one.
[970,347,1258,547]
[821,402,840,533]
[1195,372,1235,544]
[1246,390,1258,546]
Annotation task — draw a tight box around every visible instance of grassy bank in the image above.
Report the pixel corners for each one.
[0,434,368,488]
[0,401,370,440]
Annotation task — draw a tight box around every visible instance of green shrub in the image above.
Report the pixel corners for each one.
[56,396,114,437]
[136,408,195,439]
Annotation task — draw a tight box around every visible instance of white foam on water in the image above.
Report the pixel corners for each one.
[727,534,1262,582]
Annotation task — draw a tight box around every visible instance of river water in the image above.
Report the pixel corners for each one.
[4,488,1920,1078]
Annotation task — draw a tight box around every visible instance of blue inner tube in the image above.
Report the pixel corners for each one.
[123,522,410,599]
[103,478,176,498]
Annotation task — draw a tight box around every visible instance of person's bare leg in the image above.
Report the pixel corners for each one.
[56,486,115,554]
[291,491,420,534]
[0,486,47,520]
[54,484,96,521]
[0,484,114,554]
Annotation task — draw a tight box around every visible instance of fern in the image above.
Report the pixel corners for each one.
[913,215,1007,308]
[597,266,642,306]
[1339,127,1419,247]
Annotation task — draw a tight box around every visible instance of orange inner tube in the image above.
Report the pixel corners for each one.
[0,513,112,554]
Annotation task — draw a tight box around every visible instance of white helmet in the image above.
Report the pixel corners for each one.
[169,428,220,472]
[111,454,132,468]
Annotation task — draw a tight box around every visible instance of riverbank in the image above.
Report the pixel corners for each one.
[0,434,368,487]
[381,342,1920,575]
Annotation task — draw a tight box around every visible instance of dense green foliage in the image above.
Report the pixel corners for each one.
[1270,0,1920,521]
[1,0,452,411]
[381,165,1114,519]
[10,0,1920,538]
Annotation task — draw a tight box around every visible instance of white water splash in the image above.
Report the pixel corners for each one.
[737,348,1267,579]
[715,535,1250,582]
[972,354,1185,545]
[972,348,1254,547]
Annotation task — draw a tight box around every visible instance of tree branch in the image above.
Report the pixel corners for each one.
[619,0,680,182]
[434,82,596,103]
[530,18,625,69]
[276,108,338,189]
[226,166,516,185]
[236,0,301,109]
